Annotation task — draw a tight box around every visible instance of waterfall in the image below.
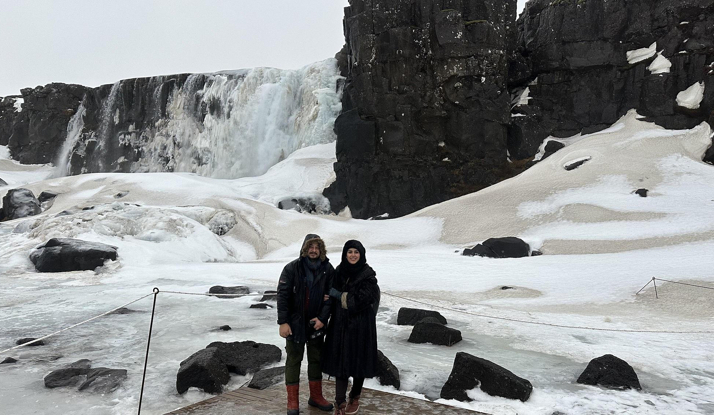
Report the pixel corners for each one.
[53,103,86,177]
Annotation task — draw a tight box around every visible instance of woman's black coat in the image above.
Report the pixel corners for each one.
[322,264,379,379]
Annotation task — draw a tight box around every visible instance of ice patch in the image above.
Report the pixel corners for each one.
[648,52,671,74]
[13,97,24,112]
[676,82,705,109]
[626,42,657,64]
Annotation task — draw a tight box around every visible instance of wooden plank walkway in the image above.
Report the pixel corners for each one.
[165,378,486,414]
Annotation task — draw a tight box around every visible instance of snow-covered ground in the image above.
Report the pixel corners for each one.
[1,111,713,415]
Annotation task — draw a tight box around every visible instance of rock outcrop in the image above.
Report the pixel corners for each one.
[441,352,532,402]
[325,0,520,219]
[509,0,714,160]
[30,238,118,272]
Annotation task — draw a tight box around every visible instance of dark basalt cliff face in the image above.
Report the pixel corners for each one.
[0,84,89,164]
[324,0,520,219]
[509,0,714,160]
[326,0,714,218]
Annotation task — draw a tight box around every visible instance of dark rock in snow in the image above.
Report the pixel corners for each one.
[441,352,532,402]
[206,341,282,376]
[577,354,642,390]
[259,291,277,302]
[277,195,330,214]
[16,338,44,346]
[397,308,447,326]
[531,250,543,256]
[564,157,591,171]
[78,368,127,393]
[250,303,272,309]
[176,347,230,394]
[1,188,41,220]
[110,307,138,315]
[30,238,118,272]
[408,321,462,346]
[209,286,249,297]
[114,191,129,199]
[1,357,18,364]
[376,350,400,389]
[418,316,444,325]
[0,178,7,186]
[634,189,649,197]
[501,286,514,290]
[219,325,232,331]
[38,191,58,203]
[44,367,90,388]
[463,237,530,258]
[247,366,285,390]
[541,140,565,161]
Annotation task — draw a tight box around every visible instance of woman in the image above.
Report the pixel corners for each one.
[322,240,379,415]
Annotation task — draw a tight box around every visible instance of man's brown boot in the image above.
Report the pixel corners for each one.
[286,384,299,415]
[345,395,360,414]
[308,380,334,411]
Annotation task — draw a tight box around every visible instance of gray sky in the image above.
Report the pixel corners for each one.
[0,0,528,97]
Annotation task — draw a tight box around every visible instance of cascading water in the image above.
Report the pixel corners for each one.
[53,103,87,177]
[58,59,343,179]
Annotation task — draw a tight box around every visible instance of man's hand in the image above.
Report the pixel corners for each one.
[279,323,292,338]
[323,294,329,301]
[310,318,324,330]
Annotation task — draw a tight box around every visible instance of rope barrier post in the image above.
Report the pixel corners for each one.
[635,278,654,295]
[653,278,658,299]
[138,288,160,415]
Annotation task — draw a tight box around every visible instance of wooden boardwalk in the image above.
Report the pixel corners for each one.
[165,379,485,414]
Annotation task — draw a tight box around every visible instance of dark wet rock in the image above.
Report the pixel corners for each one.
[501,286,514,290]
[219,325,232,331]
[0,178,6,186]
[78,368,127,393]
[113,191,129,199]
[44,367,90,388]
[1,188,41,220]
[324,0,520,219]
[635,189,649,197]
[376,350,400,389]
[30,238,118,272]
[397,308,447,326]
[16,338,44,346]
[441,352,532,402]
[541,140,565,161]
[176,347,230,394]
[408,321,462,346]
[259,291,277,302]
[564,157,591,171]
[577,354,642,390]
[418,317,444,325]
[1,357,18,364]
[110,307,138,315]
[38,191,58,203]
[66,359,92,369]
[209,285,250,297]
[206,341,282,376]
[531,250,543,256]
[250,303,272,309]
[463,237,530,258]
[81,206,94,211]
[247,366,285,390]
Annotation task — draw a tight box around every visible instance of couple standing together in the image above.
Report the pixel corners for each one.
[277,234,380,415]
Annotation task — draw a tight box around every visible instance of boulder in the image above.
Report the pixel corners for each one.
[16,337,44,346]
[463,237,530,258]
[38,191,58,203]
[408,321,462,346]
[577,354,642,390]
[209,285,250,297]
[540,140,565,160]
[259,291,277,302]
[375,350,400,389]
[441,352,532,402]
[218,325,232,331]
[634,189,648,197]
[1,188,41,220]
[1,357,17,364]
[30,238,118,272]
[248,366,285,390]
[397,308,447,326]
[78,368,127,393]
[418,317,444,325]
[206,341,282,376]
[250,303,272,309]
[44,367,90,388]
[176,347,230,394]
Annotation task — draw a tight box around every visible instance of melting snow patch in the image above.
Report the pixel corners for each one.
[648,52,671,74]
[627,42,657,64]
[676,82,705,109]
[13,98,24,112]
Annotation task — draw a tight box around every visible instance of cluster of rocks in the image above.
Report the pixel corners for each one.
[399,307,462,347]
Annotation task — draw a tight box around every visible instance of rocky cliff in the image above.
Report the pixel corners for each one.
[509,0,714,160]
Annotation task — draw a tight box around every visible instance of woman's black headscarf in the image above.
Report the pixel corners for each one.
[339,239,367,276]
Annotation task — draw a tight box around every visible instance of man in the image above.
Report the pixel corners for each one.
[277,234,334,415]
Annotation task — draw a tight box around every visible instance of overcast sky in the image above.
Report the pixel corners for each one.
[0,0,528,97]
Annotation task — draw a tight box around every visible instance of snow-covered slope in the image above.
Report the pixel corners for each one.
[1,113,713,415]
